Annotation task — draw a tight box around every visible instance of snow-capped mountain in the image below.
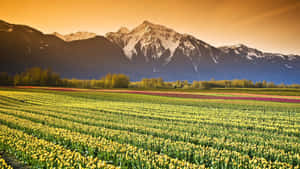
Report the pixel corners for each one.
[219,44,298,61]
[53,31,96,41]
[106,21,222,72]
[218,44,300,71]
[106,21,182,60]
[219,44,265,60]
[1,19,300,83]
[104,21,299,82]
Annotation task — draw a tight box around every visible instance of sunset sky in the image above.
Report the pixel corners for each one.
[1,0,300,54]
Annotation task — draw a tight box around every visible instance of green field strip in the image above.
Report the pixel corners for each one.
[1,102,298,150]
[42,89,300,112]
[1,100,298,141]
[0,103,299,151]
[0,113,202,169]
[0,110,299,166]
[0,97,298,149]
[0,88,299,168]
[0,92,298,142]
[0,111,298,167]
[0,124,117,169]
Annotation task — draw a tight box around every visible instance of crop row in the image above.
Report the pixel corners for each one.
[0,124,118,169]
[0,89,299,168]
[0,99,299,147]
[0,111,298,168]
[0,103,299,156]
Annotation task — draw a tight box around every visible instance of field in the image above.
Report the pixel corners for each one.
[0,87,299,168]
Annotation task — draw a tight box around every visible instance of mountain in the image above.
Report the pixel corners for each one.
[53,31,97,42]
[0,19,299,83]
[106,21,221,71]
[106,21,226,80]
[0,20,129,79]
[106,21,300,82]
[216,44,300,83]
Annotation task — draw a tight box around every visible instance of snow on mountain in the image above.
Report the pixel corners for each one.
[106,20,217,70]
[64,32,96,41]
[218,44,300,62]
[53,32,96,41]
[50,20,300,74]
[106,21,182,61]
[219,44,263,60]
[287,54,298,61]
[284,64,293,69]
[1,19,300,83]
[53,32,66,40]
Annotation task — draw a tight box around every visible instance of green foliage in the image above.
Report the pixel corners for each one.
[61,73,130,88]
[1,67,130,88]
[133,78,165,88]
[12,67,60,86]
[1,66,300,89]
[133,78,300,89]
[103,73,130,88]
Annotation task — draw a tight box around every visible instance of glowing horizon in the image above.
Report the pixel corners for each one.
[1,0,300,55]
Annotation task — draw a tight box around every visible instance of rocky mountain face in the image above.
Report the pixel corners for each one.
[0,20,129,79]
[106,21,222,73]
[105,21,300,82]
[0,19,299,83]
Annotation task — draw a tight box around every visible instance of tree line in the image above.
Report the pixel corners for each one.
[61,73,130,88]
[131,78,300,89]
[1,67,300,89]
[0,68,60,86]
[0,67,130,88]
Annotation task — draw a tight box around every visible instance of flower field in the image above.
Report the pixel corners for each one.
[0,88,299,168]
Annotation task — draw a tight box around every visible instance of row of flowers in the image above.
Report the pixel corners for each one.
[0,90,299,168]
[0,111,298,168]
[0,124,118,169]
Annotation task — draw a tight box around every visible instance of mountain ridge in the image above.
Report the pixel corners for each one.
[0,19,299,83]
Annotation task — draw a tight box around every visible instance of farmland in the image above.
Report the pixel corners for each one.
[0,87,299,168]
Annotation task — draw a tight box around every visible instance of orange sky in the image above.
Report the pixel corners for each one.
[1,0,300,54]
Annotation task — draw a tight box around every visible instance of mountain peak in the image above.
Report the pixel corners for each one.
[64,31,96,41]
[52,32,65,40]
[117,27,130,34]
[142,20,154,25]
[134,20,177,33]
[226,44,248,49]
[106,20,183,60]
[235,44,247,48]
[52,31,96,42]
[106,21,217,66]
[2,19,300,83]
